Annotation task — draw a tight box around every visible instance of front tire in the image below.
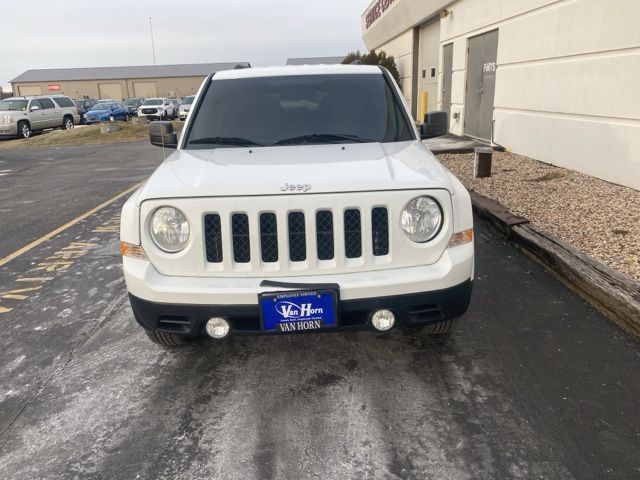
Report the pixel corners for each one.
[62,116,74,130]
[17,121,31,139]
[143,327,188,347]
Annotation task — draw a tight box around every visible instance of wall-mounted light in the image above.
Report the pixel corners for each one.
[439,8,451,19]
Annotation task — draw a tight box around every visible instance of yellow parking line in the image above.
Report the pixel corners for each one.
[0,182,143,268]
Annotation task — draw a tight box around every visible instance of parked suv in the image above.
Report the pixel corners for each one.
[0,95,80,139]
[178,95,195,120]
[137,97,175,120]
[74,98,97,123]
[120,65,474,346]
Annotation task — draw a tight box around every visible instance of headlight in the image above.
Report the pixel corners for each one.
[400,196,443,243]
[150,206,190,252]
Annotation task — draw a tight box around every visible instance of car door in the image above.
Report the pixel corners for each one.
[38,98,61,128]
[27,99,46,129]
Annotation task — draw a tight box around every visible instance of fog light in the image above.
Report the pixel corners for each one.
[371,309,395,332]
[205,317,230,339]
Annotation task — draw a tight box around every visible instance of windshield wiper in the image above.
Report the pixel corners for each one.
[274,133,373,146]
[189,136,263,147]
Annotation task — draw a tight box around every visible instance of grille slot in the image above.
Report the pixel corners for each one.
[344,209,362,258]
[371,207,389,256]
[316,210,334,260]
[288,212,307,261]
[204,214,223,263]
[260,213,278,262]
[232,213,250,263]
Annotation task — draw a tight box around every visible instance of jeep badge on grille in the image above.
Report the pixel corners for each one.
[280,183,311,192]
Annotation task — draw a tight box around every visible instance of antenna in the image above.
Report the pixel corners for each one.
[149,16,166,159]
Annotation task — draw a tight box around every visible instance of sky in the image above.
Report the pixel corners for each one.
[0,0,371,92]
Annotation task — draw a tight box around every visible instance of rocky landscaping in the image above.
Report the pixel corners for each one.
[438,151,640,283]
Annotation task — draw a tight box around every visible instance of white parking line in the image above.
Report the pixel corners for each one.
[0,170,11,177]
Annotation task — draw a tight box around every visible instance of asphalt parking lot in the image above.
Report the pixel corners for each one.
[0,142,639,479]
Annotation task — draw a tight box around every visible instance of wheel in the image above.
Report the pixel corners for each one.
[17,121,31,139]
[62,116,74,130]
[143,327,188,346]
[124,114,130,122]
[423,319,455,335]
[160,112,167,120]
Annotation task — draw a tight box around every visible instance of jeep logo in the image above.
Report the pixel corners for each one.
[280,183,311,192]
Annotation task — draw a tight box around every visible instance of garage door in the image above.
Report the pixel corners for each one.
[18,85,42,96]
[133,81,157,98]
[98,83,123,100]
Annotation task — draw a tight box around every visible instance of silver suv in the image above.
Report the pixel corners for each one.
[0,95,81,139]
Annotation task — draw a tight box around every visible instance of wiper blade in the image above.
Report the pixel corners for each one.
[189,136,263,147]
[274,133,373,146]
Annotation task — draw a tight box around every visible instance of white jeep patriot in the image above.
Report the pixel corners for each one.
[120,65,474,346]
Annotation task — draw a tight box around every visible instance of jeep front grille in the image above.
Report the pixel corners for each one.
[141,190,453,278]
[204,207,388,268]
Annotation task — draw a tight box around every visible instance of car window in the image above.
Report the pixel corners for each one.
[39,98,55,109]
[185,73,416,148]
[0,99,28,111]
[142,99,163,106]
[93,103,111,110]
[182,96,195,105]
[53,97,75,108]
[29,99,43,110]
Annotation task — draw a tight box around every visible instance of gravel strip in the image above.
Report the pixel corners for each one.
[438,151,640,283]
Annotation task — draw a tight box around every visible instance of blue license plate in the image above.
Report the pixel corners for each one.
[259,290,338,333]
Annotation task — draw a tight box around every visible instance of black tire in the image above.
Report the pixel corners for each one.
[62,116,74,130]
[124,114,130,122]
[423,319,455,335]
[143,328,188,346]
[17,121,31,139]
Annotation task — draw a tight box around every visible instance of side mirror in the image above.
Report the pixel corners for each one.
[420,111,448,139]
[30,105,40,111]
[149,121,178,149]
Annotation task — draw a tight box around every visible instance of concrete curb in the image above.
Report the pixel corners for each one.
[470,191,640,339]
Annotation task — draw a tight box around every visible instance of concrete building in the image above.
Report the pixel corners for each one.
[286,57,345,66]
[10,62,250,101]
[362,0,640,189]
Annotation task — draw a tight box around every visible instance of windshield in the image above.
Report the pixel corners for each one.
[0,100,28,111]
[124,99,139,105]
[143,98,163,106]
[185,74,415,149]
[92,103,112,110]
[182,96,195,105]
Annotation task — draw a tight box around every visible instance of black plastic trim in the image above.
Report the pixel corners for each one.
[128,280,472,337]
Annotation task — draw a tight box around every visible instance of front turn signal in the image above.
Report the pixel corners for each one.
[121,242,148,260]
[447,229,473,248]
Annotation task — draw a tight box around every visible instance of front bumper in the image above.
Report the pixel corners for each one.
[129,279,472,337]
[124,243,474,336]
[0,124,18,136]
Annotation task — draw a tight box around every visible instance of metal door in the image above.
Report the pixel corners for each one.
[441,43,453,123]
[464,29,499,140]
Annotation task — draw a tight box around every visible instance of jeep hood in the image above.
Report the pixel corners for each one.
[138,141,453,200]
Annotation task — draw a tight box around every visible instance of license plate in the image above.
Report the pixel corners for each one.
[259,290,338,333]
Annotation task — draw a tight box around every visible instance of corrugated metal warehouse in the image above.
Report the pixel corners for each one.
[362,0,640,189]
[10,62,250,100]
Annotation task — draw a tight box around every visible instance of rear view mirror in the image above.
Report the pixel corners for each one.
[149,121,178,149]
[30,105,40,111]
[420,111,448,139]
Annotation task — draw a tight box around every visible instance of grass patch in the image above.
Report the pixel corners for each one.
[0,121,184,150]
